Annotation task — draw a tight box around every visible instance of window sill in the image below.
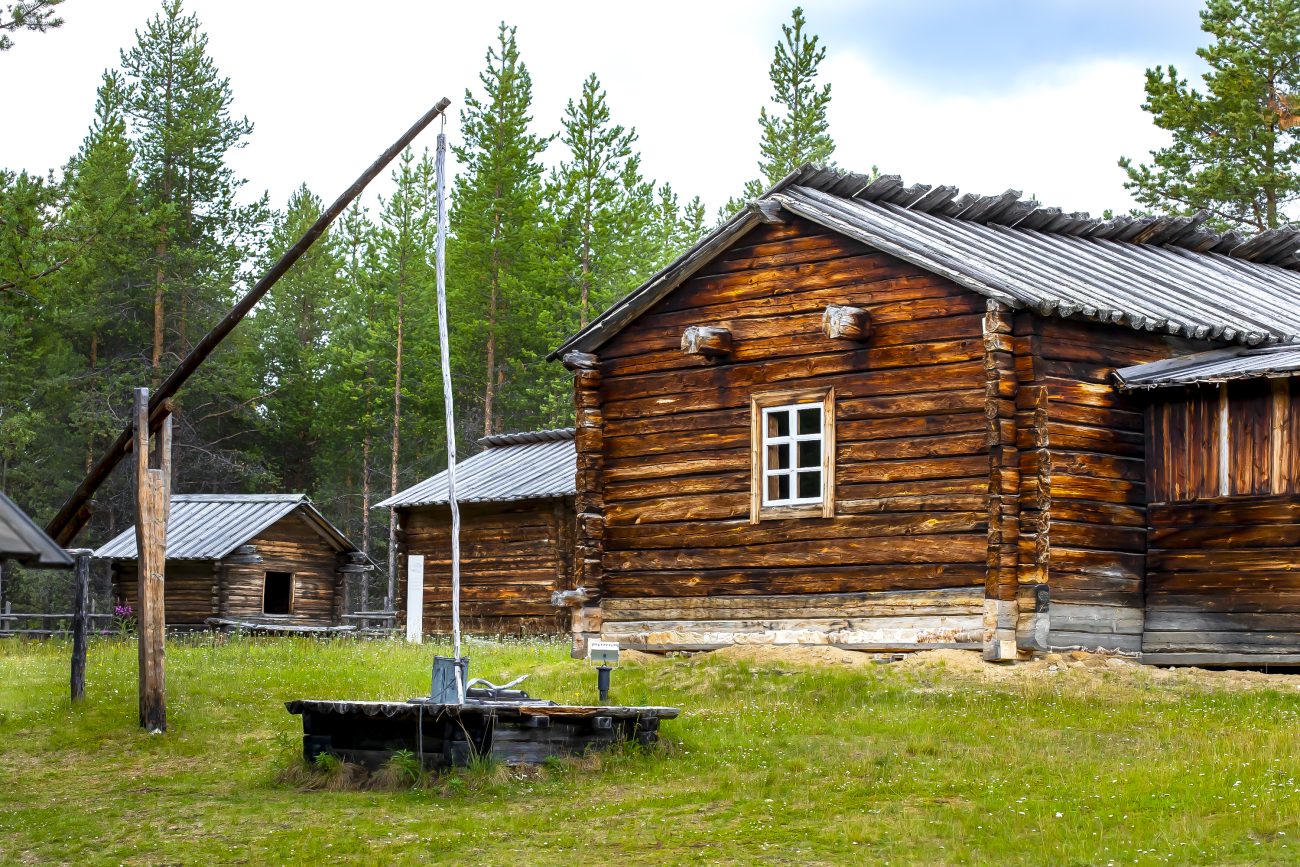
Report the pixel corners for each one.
[753,503,830,522]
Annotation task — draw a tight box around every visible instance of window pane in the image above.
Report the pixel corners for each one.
[797,407,821,436]
[797,439,820,468]
[797,470,821,499]
[768,410,790,438]
[768,474,790,501]
[768,443,790,470]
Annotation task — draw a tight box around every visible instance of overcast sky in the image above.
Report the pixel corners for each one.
[1,0,1208,218]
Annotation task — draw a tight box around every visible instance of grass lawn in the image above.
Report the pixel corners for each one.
[3,637,1300,865]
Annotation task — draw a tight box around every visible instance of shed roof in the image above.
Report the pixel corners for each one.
[550,165,1300,360]
[1113,344,1300,390]
[374,428,576,510]
[93,494,358,561]
[0,491,73,568]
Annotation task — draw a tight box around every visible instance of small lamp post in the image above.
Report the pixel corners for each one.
[588,640,620,703]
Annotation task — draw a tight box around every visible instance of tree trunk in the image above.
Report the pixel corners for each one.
[484,273,498,437]
[360,429,371,611]
[386,290,404,611]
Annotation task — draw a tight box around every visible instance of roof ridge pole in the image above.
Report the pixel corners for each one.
[433,116,464,703]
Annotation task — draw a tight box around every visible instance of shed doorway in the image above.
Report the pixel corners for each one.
[263,571,294,615]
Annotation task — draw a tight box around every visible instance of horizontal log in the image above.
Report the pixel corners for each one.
[605,534,986,571]
[1142,631,1300,652]
[1045,630,1141,652]
[1047,601,1144,634]
[603,563,986,597]
[1144,609,1300,633]
[1146,548,1300,574]
[605,513,986,550]
[603,360,986,421]
[1149,522,1300,549]
[602,588,983,621]
[603,613,983,652]
[1148,496,1300,526]
[1146,569,1300,593]
[1141,651,1300,665]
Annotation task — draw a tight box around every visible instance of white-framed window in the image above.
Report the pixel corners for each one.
[750,387,836,522]
[761,403,825,506]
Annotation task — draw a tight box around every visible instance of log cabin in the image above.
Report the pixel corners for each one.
[378,429,576,636]
[95,494,370,629]
[546,165,1300,664]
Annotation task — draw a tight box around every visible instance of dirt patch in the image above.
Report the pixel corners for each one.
[706,644,878,668]
[893,648,1300,693]
[682,645,1300,693]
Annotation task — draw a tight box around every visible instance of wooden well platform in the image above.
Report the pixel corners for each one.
[286,697,679,769]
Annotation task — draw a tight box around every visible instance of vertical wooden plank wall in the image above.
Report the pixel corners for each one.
[1147,379,1300,502]
[593,218,990,651]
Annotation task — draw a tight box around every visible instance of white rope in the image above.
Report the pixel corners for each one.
[434,116,464,703]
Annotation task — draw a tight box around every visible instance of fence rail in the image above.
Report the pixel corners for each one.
[0,608,115,637]
[341,610,398,630]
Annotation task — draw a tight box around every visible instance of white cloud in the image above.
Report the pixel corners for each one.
[0,0,1170,219]
[822,52,1171,216]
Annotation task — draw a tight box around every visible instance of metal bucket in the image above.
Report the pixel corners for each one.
[431,655,469,704]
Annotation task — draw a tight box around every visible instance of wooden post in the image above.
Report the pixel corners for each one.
[134,388,169,733]
[70,548,92,702]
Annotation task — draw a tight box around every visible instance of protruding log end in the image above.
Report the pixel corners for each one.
[681,325,733,359]
[562,350,599,371]
[747,199,787,224]
[822,305,870,341]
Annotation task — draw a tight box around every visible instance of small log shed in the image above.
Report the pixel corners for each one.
[94,494,370,628]
[378,429,576,636]
[546,164,1300,664]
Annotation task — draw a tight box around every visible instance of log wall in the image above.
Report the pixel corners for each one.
[115,560,214,625]
[395,498,574,635]
[1145,496,1300,663]
[593,218,991,651]
[1012,317,1207,652]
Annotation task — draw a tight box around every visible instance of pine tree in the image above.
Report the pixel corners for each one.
[725,6,836,216]
[248,184,343,493]
[551,73,639,327]
[119,0,259,372]
[376,149,440,604]
[55,70,155,502]
[315,202,385,608]
[448,23,551,438]
[1120,0,1300,231]
[118,0,269,490]
[0,0,65,51]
